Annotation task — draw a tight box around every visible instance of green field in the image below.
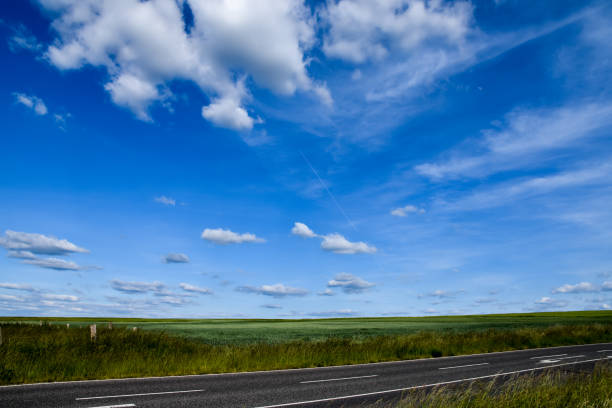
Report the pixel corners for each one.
[2,311,612,344]
[1,311,611,384]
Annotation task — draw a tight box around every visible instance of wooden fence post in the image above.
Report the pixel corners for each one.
[66,323,70,329]
[90,324,97,342]
[108,322,113,329]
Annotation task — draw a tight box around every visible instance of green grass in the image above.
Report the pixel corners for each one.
[1,319,611,384]
[2,311,612,344]
[368,363,612,408]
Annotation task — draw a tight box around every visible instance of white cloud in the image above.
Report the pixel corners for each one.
[201,228,265,245]
[390,205,425,217]
[7,24,42,53]
[444,162,612,212]
[327,273,375,294]
[552,282,598,294]
[321,0,473,64]
[13,92,48,115]
[261,304,282,309]
[603,281,612,291]
[320,233,376,254]
[308,309,358,317]
[36,0,325,130]
[110,280,166,294]
[7,250,37,259]
[42,294,79,302]
[422,289,464,298]
[179,283,212,295]
[237,283,308,297]
[416,103,612,180]
[22,257,83,271]
[0,230,88,255]
[163,253,190,263]
[0,294,25,302]
[536,296,553,304]
[317,288,335,296]
[291,222,317,238]
[0,282,35,291]
[154,195,176,206]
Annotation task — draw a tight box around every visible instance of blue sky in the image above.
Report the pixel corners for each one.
[1,0,611,318]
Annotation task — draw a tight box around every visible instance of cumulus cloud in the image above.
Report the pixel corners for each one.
[552,282,598,294]
[0,230,88,255]
[291,222,317,238]
[154,195,176,206]
[390,205,425,217]
[163,253,190,263]
[201,228,265,245]
[327,273,374,294]
[13,92,48,115]
[179,283,212,295]
[321,0,472,64]
[110,280,166,294]
[236,283,308,298]
[320,233,376,254]
[36,0,326,130]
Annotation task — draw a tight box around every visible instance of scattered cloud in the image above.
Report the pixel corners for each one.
[390,205,425,217]
[421,289,465,299]
[327,273,375,294]
[308,309,358,317]
[317,288,335,296]
[163,253,190,263]
[201,228,265,245]
[552,282,598,294]
[320,233,376,254]
[261,304,282,309]
[13,92,48,115]
[236,283,308,298]
[0,230,88,255]
[42,294,79,302]
[291,222,317,238]
[0,282,35,292]
[7,24,42,53]
[154,195,176,206]
[603,281,612,291]
[22,257,86,271]
[110,280,165,294]
[179,283,212,295]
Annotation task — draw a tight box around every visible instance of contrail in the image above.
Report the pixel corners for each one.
[299,151,357,231]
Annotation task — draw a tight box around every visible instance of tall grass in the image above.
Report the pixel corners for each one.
[0,322,611,384]
[368,364,612,408]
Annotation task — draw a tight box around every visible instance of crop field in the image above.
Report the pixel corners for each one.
[1,311,612,384]
[2,311,611,344]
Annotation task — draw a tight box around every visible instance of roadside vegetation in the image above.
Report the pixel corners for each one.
[368,363,612,408]
[0,319,611,384]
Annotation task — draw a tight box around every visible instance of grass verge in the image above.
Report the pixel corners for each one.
[0,322,611,385]
[367,363,612,408]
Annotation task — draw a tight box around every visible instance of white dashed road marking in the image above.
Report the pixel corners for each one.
[300,375,378,384]
[438,362,489,370]
[76,389,205,401]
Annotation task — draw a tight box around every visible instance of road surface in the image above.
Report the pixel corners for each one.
[1,343,611,407]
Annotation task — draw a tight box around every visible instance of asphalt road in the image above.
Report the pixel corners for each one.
[2,343,611,408]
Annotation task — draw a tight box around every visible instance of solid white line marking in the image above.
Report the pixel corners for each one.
[530,354,567,359]
[251,357,608,408]
[438,363,489,370]
[597,350,612,353]
[87,405,136,408]
[76,389,204,401]
[300,375,378,384]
